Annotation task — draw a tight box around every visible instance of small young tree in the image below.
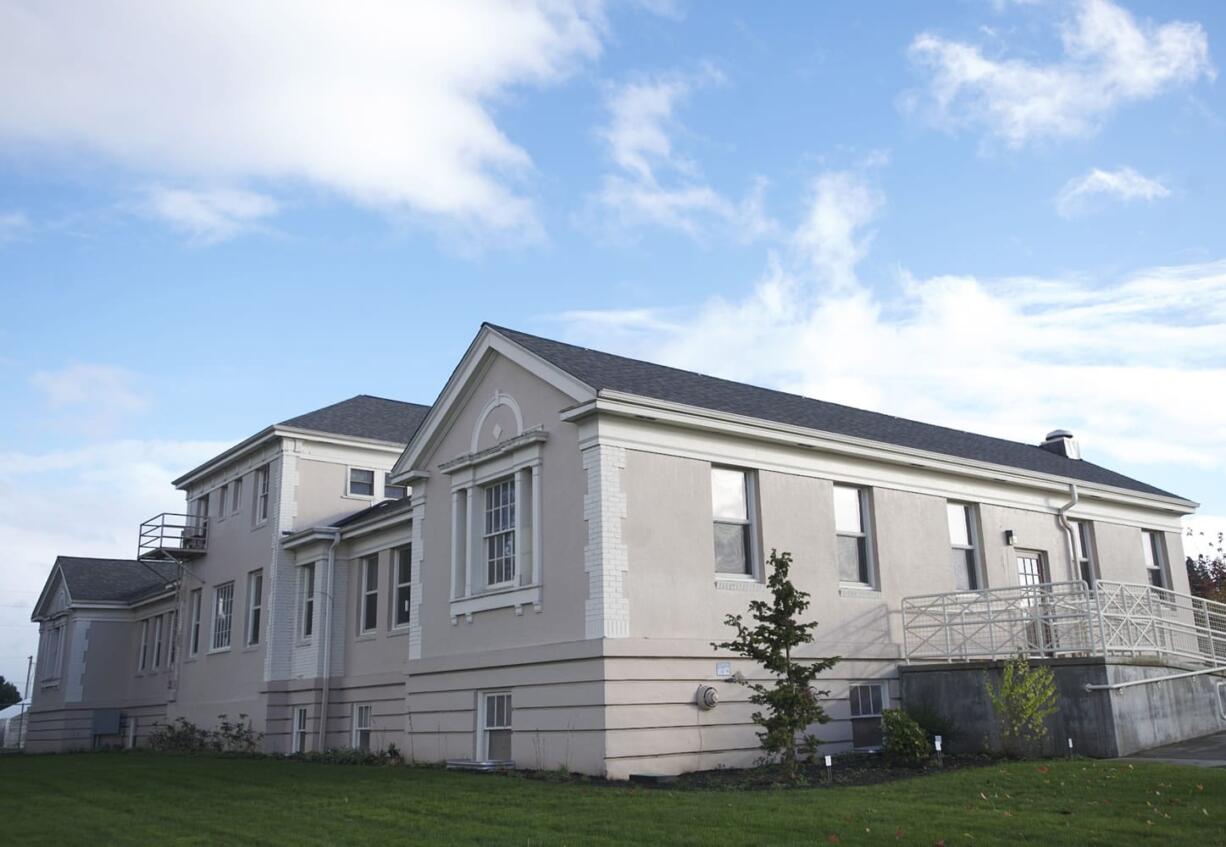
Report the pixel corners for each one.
[986,655,1060,758]
[713,550,839,780]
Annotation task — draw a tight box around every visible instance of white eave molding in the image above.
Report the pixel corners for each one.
[562,391,1198,516]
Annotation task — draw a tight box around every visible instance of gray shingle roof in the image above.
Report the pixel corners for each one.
[56,557,178,604]
[334,496,414,529]
[280,395,430,444]
[488,324,1180,499]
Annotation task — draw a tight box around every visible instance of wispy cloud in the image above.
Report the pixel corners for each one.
[907,0,1214,148]
[0,210,30,243]
[142,187,279,244]
[561,172,1226,482]
[0,2,607,241]
[30,363,151,434]
[1055,166,1170,218]
[583,67,776,241]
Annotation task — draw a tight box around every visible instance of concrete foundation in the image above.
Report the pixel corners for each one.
[899,658,1226,758]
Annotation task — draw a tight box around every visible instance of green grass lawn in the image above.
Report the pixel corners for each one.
[1,753,1222,846]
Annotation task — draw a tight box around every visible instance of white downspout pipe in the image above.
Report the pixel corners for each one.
[1057,483,1080,583]
[317,528,342,752]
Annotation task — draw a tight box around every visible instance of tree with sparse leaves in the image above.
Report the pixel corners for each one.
[0,675,20,710]
[713,550,839,780]
[1186,530,1226,605]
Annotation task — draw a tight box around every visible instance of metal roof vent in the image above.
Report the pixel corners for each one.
[1042,429,1080,460]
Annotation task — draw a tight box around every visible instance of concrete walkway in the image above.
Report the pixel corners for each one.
[1122,731,1226,768]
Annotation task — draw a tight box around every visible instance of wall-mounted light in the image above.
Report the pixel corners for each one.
[1004,530,1016,546]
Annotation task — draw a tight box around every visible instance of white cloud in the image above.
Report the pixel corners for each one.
[1054,166,1169,217]
[907,0,1214,147]
[142,187,279,244]
[793,172,883,289]
[0,210,29,243]
[0,1,606,239]
[0,438,230,699]
[561,172,1226,488]
[31,363,151,434]
[585,69,777,240]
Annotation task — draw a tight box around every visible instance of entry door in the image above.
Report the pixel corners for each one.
[1016,551,1053,655]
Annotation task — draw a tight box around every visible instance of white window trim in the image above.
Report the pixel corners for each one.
[188,589,203,657]
[40,622,65,686]
[292,706,309,754]
[246,570,263,647]
[1143,530,1169,589]
[382,471,407,500]
[359,554,379,635]
[210,582,235,653]
[711,466,761,582]
[138,618,149,672]
[482,476,517,590]
[346,466,377,500]
[848,682,886,751]
[1071,520,1097,586]
[253,464,271,527]
[834,484,877,589]
[391,545,412,631]
[352,703,373,750]
[231,476,243,515]
[947,501,984,591]
[216,484,228,522]
[298,563,316,642]
[152,614,164,669]
[479,690,512,761]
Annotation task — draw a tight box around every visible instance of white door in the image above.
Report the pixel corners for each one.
[1016,551,1053,655]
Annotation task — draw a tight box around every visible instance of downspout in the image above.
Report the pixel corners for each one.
[1057,483,1080,583]
[317,528,342,752]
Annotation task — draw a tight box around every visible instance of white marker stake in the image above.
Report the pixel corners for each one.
[935,735,943,766]
[824,754,833,784]
[1068,737,1074,758]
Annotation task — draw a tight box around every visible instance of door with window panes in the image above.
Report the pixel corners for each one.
[1016,550,1053,655]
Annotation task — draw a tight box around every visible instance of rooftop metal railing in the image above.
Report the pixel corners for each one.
[138,512,208,559]
[902,580,1226,670]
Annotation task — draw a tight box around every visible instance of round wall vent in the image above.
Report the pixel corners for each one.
[695,684,720,710]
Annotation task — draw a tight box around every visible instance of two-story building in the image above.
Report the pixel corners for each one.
[28,324,1222,776]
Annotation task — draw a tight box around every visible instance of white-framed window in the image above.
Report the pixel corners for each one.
[293,706,309,754]
[231,476,243,514]
[383,475,407,499]
[217,484,228,519]
[192,494,209,536]
[188,588,203,656]
[947,502,982,591]
[211,582,234,651]
[138,618,150,671]
[484,477,516,588]
[349,468,375,497]
[359,555,379,634]
[1070,520,1097,587]
[392,545,412,628]
[41,622,64,682]
[849,683,885,749]
[352,704,373,752]
[152,614,164,669]
[169,610,178,665]
[299,563,316,640]
[254,464,271,524]
[482,691,512,761]
[712,467,755,576]
[246,570,263,646]
[1142,530,1168,589]
[834,484,875,587]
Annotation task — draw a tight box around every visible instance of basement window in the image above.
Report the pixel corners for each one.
[482,692,512,761]
[353,704,373,752]
[849,683,884,750]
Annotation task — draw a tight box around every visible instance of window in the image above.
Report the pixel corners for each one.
[1071,520,1097,587]
[169,611,178,665]
[188,589,203,656]
[42,623,64,681]
[152,614,164,669]
[293,707,309,754]
[352,704,373,752]
[211,582,234,651]
[138,619,149,671]
[254,464,270,524]
[192,494,209,536]
[383,476,407,499]
[393,545,412,628]
[1142,530,1168,588]
[947,502,981,591]
[712,467,754,576]
[246,570,263,646]
[299,563,316,640]
[359,555,379,633]
[349,468,375,497]
[482,692,512,760]
[231,477,243,514]
[849,683,885,749]
[484,477,516,587]
[217,484,228,518]
[834,485,874,586]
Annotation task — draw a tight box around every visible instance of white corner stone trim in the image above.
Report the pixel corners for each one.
[408,499,425,661]
[583,444,629,639]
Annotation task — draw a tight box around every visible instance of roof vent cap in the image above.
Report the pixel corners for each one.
[1042,429,1080,460]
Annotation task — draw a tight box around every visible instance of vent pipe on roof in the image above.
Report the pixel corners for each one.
[1042,430,1080,460]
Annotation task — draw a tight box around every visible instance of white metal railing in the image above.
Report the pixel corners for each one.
[901,580,1226,670]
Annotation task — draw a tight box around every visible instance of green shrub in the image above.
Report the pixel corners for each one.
[881,709,932,767]
[148,715,262,754]
[986,656,1060,758]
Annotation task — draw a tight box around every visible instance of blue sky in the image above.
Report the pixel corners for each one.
[1,0,1224,689]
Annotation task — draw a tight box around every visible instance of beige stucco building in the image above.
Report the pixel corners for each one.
[28,324,1213,776]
